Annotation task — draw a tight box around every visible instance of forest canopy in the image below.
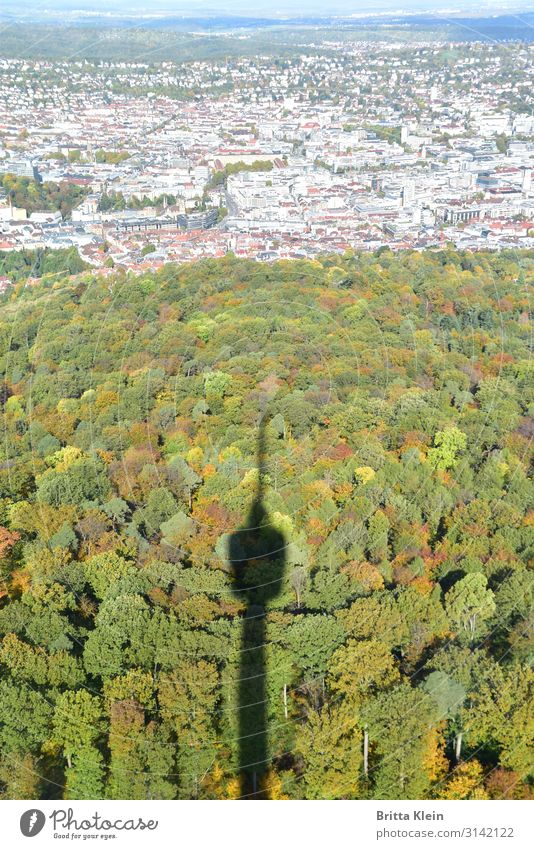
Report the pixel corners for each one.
[0,248,532,801]
[0,247,88,284]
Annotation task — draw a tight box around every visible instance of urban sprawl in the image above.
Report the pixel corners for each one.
[1,40,533,280]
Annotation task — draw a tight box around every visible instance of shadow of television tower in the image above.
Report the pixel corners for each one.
[228,413,286,799]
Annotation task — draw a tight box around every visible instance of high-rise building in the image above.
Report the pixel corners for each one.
[402,181,415,206]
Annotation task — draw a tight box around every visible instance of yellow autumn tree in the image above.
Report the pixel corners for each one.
[438,760,488,800]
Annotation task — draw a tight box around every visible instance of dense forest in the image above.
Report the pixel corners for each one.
[0,247,88,284]
[0,249,532,801]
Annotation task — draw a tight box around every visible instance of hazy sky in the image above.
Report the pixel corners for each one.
[11,0,534,18]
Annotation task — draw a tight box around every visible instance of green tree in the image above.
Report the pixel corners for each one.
[445,574,496,642]
[428,427,467,471]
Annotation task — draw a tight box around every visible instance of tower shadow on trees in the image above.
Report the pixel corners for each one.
[228,414,286,799]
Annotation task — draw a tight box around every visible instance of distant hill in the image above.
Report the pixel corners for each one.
[1,12,534,61]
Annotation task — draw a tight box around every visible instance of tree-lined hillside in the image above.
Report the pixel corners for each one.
[0,249,532,800]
